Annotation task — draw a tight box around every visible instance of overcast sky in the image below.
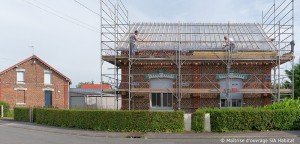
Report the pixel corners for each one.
[0,0,299,87]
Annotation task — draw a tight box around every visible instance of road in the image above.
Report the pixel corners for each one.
[0,119,299,144]
[0,122,218,144]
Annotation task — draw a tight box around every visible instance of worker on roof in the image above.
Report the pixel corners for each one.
[223,35,235,51]
[130,30,142,55]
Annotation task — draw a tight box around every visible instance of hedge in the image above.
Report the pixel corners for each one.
[265,99,300,109]
[0,101,10,117]
[34,109,184,132]
[193,108,300,132]
[14,107,30,122]
[191,110,205,132]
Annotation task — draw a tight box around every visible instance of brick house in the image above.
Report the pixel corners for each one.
[102,23,293,112]
[0,55,71,108]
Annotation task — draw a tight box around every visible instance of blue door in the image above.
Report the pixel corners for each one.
[44,91,52,108]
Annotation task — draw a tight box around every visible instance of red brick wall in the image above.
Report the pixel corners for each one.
[121,93,129,110]
[0,59,69,108]
[120,63,272,111]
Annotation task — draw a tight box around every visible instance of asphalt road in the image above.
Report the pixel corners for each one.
[0,124,220,144]
[1,119,300,144]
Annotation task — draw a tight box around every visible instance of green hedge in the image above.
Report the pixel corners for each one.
[191,110,205,132]
[14,107,30,122]
[0,101,10,117]
[34,109,184,132]
[265,99,300,109]
[194,108,300,132]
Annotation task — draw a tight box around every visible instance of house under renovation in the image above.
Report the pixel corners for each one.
[100,0,295,112]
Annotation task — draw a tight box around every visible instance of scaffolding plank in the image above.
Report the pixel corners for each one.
[115,88,291,94]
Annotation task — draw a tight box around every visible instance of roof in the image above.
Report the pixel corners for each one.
[0,55,71,83]
[117,23,275,51]
[70,88,114,96]
[81,84,111,89]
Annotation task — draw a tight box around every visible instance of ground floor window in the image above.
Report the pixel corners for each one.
[220,99,242,107]
[151,93,172,109]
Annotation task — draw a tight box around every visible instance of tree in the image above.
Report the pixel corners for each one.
[284,60,300,99]
[75,81,94,88]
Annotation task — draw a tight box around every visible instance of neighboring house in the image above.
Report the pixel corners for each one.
[0,55,71,108]
[70,88,121,109]
[102,23,293,112]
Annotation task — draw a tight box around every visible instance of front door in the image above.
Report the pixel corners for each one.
[44,91,52,108]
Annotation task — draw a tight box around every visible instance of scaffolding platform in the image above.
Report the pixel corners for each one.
[113,88,291,94]
[102,51,293,66]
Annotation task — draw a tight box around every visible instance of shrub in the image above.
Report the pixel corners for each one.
[14,107,30,122]
[265,99,300,109]
[6,110,14,118]
[191,110,205,132]
[197,108,300,132]
[34,109,184,132]
[0,101,10,117]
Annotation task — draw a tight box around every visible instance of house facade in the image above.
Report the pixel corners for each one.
[102,23,293,112]
[119,63,273,112]
[0,55,71,108]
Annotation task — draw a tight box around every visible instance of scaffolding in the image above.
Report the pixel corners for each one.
[262,0,295,100]
[100,0,129,110]
[100,0,294,111]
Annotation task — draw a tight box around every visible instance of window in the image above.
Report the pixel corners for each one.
[232,99,242,107]
[163,93,172,107]
[221,99,242,107]
[220,99,228,107]
[151,93,172,109]
[16,69,25,83]
[44,70,52,84]
[151,93,161,107]
[149,78,173,109]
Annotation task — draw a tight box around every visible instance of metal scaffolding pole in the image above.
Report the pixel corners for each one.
[178,22,182,110]
[128,21,131,110]
[226,22,232,107]
[277,21,281,101]
[114,0,118,110]
[100,0,103,110]
[291,0,295,99]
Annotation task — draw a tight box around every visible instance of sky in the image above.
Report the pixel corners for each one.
[0,0,299,87]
